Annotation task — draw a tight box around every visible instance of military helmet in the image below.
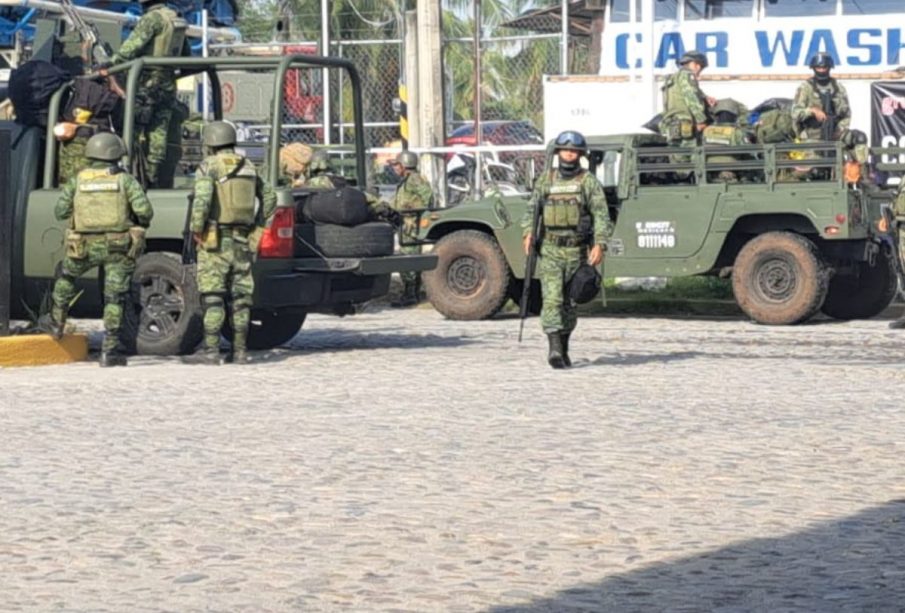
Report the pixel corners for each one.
[678,50,708,69]
[202,121,237,148]
[553,130,587,154]
[84,132,126,162]
[309,150,331,173]
[809,52,835,70]
[396,151,418,170]
[840,129,868,148]
[712,98,741,116]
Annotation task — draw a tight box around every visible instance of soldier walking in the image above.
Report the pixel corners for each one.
[522,131,613,369]
[183,122,277,365]
[102,0,187,187]
[660,50,715,148]
[390,151,433,307]
[47,133,153,367]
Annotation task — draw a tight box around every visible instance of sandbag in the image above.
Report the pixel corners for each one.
[303,186,370,226]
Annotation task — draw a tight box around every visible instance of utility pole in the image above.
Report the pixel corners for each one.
[402,10,421,150]
[416,0,445,204]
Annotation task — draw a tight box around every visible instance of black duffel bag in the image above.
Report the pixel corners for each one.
[303,186,370,226]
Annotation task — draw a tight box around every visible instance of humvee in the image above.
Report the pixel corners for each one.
[4,55,436,353]
[415,134,899,325]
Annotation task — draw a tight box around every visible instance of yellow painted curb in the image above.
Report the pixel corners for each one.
[0,334,89,367]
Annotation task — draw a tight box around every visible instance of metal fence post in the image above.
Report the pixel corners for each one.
[0,129,11,336]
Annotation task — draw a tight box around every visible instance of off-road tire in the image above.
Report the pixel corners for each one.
[732,232,828,325]
[821,245,898,320]
[122,252,203,355]
[424,230,511,320]
[223,309,307,350]
[296,222,395,258]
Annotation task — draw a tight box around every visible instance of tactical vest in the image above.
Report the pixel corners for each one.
[151,7,187,57]
[661,70,699,119]
[73,168,131,233]
[212,153,258,225]
[543,171,585,230]
[702,125,737,146]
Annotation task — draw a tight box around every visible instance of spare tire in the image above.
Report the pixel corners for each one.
[296,222,395,257]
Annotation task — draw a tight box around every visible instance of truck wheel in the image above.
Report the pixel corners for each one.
[732,232,828,325]
[821,246,897,320]
[223,309,307,350]
[122,252,203,355]
[296,222,395,257]
[423,230,511,320]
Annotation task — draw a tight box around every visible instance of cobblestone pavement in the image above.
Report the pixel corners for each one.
[1,309,904,612]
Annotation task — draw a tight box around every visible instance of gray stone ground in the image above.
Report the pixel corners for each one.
[1,309,904,612]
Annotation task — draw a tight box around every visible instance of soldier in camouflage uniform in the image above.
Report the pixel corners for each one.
[791,53,850,144]
[306,151,339,189]
[184,122,277,365]
[48,133,153,367]
[890,184,905,330]
[660,50,715,149]
[522,131,613,369]
[390,151,433,307]
[103,0,187,187]
[702,98,752,183]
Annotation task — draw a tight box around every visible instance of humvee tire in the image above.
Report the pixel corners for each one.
[732,232,829,325]
[224,309,307,350]
[424,230,511,320]
[821,246,897,320]
[122,252,203,355]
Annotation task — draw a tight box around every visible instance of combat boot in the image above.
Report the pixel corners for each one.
[547,332,566,369]
[99,349,128,367]
[889,317,905,330]
[391,284,419,308]
[560,332,572,367]
[182,346,224,365]
[228,347,251,365]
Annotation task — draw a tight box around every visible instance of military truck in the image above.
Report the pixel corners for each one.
[415,134,899,325]
[4,55,436,353]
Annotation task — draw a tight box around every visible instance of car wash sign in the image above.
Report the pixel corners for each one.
[872,82,905,163]
[603,16,905,76]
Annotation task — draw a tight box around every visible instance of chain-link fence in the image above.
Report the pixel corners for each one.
[221,1,584,192]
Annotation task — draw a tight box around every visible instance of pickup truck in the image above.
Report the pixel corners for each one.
[415,133,900,325]
[4,55,436,352]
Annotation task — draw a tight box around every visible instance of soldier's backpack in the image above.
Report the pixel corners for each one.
[8,60,70,127]
[754,109,797,144]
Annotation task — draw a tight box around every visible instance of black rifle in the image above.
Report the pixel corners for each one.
[182,193,196,265]
[518,198,543,343]
[60,0,114,68]
[816,80,837,142]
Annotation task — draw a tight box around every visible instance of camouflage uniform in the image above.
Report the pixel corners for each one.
[791,78,851,142]
[702,122,750,183]
[59,136,90,184]
[191,149,277,356]
[522,169,612,335]
[393,171,433,298]
[890,185,905,329]
[110,3,186,185]
[51,161,153,353]
[660,68,709,147]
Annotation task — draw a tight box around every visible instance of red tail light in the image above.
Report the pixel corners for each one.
[259,206,294,258]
